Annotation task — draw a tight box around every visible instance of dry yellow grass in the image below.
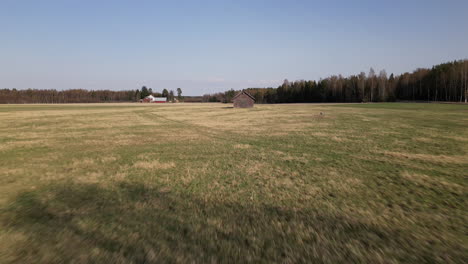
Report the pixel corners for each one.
[133,160,176,170]
[380,151,468,164]
[0,103,467,263]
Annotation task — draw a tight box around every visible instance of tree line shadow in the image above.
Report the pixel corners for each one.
[1,181,459,263]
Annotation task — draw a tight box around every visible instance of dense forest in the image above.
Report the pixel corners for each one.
[0,87,183,104]
[203,59,468,104]
[0,89,137,104]
[1,59,467,104]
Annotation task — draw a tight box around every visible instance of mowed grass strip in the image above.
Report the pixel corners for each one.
[0,103,467,263]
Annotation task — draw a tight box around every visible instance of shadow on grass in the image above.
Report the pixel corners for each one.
[1,182,461,263]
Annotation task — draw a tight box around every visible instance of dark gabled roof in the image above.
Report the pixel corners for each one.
[232,90,255,101]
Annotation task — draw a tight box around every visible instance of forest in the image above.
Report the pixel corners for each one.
[0,87,183,104]
[203,59,468,104]
[0,89,137,104]
[1,59,467,104]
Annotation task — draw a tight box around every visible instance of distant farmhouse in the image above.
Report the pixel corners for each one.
[141,95,167,103]
[233,90,255,108]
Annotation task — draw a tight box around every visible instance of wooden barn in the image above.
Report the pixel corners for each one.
[233,90,255,108]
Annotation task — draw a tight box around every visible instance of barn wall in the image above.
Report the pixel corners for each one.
[233,94,254,108]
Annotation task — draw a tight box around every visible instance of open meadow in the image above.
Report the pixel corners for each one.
[0,103,467,263]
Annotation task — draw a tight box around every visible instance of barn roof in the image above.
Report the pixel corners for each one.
[233,90,255,101]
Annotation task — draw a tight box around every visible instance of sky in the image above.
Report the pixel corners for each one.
[1,0,467,95]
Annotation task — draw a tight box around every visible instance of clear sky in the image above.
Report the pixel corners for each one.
[1,0,467,95]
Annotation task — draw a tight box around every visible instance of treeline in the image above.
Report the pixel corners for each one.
[2,59,467,104]
[203,59,468,103]
[0,89,137,104]
[137,86,183,102]
[0,86,185,104]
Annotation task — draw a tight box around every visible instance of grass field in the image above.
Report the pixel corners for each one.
[0,103,467,263]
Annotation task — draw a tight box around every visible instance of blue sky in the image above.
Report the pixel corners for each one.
[1,0,467,95]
